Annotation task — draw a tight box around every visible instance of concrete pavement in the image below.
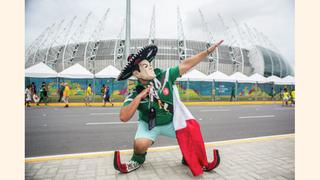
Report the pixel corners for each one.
[25,134,294,180]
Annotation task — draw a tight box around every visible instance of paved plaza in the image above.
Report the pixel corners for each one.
[25,134,294,180]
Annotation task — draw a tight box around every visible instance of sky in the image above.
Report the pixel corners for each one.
[25,0,294,66]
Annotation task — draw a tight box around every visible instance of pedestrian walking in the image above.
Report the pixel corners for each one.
[31,82,37,102]
[62,82,70,107]
[25,85,32,107]
[290,88,295,106]
[282,88,290,106]
[230,85,236,101]
[270,86,275,100]
[85,84,93,106]
[103,85,114,106]
[37,84,48,106]
[58,82,65,102]
[101,84,106,102]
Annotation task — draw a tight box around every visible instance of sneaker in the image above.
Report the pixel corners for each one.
[114,151,142,173]
[125,160,141,172]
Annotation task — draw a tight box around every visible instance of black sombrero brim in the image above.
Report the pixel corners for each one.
[117,44,158,81]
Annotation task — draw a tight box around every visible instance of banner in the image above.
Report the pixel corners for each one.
[58,78,93,96]
[25,77,58,96]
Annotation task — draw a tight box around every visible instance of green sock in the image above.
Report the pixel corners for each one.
[131,152,147,164]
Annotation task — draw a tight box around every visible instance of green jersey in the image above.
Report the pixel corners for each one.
[123,65,180,126]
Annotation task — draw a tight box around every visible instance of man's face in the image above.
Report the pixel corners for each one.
[133,60,156,80]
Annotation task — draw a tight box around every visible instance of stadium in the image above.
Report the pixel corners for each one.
[25,39,294,78]
[25,9,294,78]
[25,8,295,103]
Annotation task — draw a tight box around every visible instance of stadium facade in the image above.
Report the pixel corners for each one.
[25,38,294,77]
[25,7,294,78]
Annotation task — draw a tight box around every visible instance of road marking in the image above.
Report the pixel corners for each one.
[90,113,119,115]
[239,115,275,119]
[200,109,230,112]
[86,121,138,125]
[25,133,294,163]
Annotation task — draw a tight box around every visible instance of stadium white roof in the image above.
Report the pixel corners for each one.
[177,69,211,81]
[207,71,235,82]
[25,62,58,78]
[58,63,94,79]
[279,75,295,85]
[229,72,254,83]
[248,73,268,83]
[95,65,120,78]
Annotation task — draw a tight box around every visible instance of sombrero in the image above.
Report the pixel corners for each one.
[117,44,158,81]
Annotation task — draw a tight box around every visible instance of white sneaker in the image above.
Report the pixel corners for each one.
[126,160,141,172]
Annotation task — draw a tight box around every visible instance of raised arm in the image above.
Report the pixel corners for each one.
[178,40,223,75]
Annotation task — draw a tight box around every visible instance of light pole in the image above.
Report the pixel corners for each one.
[125,0,131,67]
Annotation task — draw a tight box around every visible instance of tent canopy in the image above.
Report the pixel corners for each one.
[248,73,267,83]
[58,63,94,79]
[177,69,211,81]
[95,65,120,78]
[229,72,254,83]
[280,75,295,85]
[207,71,235,82]
[25,62,58,78]
[266,75,283,84]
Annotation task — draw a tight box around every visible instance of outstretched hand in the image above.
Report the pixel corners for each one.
[207,40,224,54]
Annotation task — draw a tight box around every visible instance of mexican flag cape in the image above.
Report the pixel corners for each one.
[172,85,220,176]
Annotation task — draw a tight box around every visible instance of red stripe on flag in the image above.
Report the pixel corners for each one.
[175,119,208,176]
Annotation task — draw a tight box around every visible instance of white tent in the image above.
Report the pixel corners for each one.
[177,69,211,81]
[266,75,283,85]
[279,75,295,85]
[207,71,235,82]
[58,63,94,79]
[248,73,267,83]
[95,65,120,78]
[229,72,254,83]
[25,62,58,78]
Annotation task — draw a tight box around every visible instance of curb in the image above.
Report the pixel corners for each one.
[28,101,283,107]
